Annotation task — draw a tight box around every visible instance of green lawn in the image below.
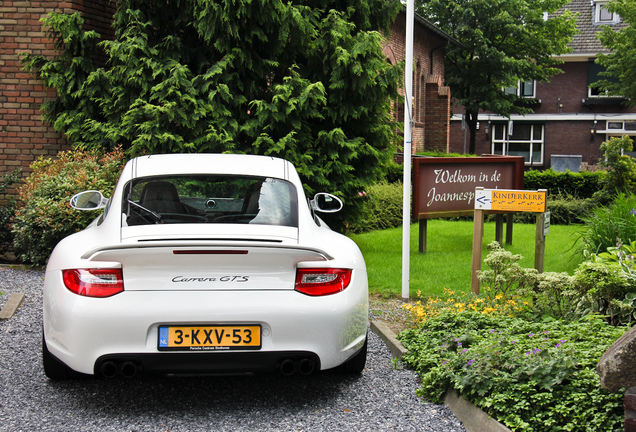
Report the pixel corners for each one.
[350,219,585,298]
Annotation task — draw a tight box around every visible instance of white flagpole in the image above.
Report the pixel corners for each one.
[402,0,415,299]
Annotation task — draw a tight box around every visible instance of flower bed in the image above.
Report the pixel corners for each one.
[399,310,626,431]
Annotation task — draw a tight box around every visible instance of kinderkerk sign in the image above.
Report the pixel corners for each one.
[412,156,525,220]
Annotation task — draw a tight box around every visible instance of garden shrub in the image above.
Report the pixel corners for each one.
[346,180,403,233]
[524,169,605,199]
[578,192,636,255]
[383,161,403,184]
[595,136,636,202]
[0,169,21,259]
[12,147,125,266]
[510,193,595,225]
[399,310,626,431]
[574,241,636,325]
[542,192,596,225]
[478,241,538,297]
[527,271,581,321]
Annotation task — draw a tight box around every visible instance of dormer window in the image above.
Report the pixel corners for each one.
[504,80,536,98]
[594,1,619,24]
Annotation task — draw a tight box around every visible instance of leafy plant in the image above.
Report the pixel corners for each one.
[0,169,21,259]
[12,148,125,266]
[578,240,636,325]
[525,271,582,321]
[399,310,626,431]
[594,136,636,202]
[578,192,636,255]
[596,0,636,104]
[573,258,635,325]
[478,241,538,297]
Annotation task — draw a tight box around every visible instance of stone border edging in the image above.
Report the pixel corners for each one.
[370,319,512,432]
[0,264,44,271]
[0,292,25,320]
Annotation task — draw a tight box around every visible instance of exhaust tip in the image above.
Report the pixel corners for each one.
[279,359,297,376]
[100,361,118,379]
[120,361,138,378]
[298,358,315,375]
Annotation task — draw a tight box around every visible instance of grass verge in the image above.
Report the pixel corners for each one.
[350,219,584,298]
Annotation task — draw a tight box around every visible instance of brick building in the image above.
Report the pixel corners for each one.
[0,2,455,201]
[448,0,636,170]
[384,9,456,155]
[0,0,115,198]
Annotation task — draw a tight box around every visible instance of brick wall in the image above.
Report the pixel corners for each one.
[424,75,450,152]
[385,11,451,155]
[0,0,114,201]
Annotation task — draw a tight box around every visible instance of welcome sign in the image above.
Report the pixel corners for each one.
[412,156,525,219]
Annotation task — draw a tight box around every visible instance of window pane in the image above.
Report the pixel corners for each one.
[625,122,636,131]
[533,125,543,139]
[608,122,623,130]
[504,86,517,95]
[599,5,614,21]
[509,143,530,162]
[124,175,298,227]
[520,81,534,97]
[494,125,505,140]
[510,124,531,140]
[533,145,543,164]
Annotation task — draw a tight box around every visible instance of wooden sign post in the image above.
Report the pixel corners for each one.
[471,188,548,294]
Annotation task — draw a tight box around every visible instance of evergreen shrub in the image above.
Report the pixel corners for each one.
[523,169,605,198]
[12,148,125,266]
[346,181,403,233]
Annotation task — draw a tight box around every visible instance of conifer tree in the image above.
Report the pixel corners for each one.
[23,0,403,229]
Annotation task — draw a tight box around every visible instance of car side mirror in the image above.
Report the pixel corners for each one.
[311,193,343,213]
[70,190,109,210]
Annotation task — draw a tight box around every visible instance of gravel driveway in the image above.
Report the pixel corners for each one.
[0,267,466,432]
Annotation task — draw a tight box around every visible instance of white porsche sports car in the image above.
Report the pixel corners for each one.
[42,154,368,379]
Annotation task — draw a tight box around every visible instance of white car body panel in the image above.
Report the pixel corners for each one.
[43,154,368,377]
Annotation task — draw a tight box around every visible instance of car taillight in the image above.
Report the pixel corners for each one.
[295,268,352,296]
[62,269,124,298]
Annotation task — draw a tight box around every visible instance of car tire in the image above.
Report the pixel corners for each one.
[338,337,367,374]
[42,333,78,380]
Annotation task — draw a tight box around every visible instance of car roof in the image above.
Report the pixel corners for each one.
[130,154,291,179]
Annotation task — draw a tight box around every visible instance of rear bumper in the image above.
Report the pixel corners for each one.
[44,271,368,375]
[95,350,321,377]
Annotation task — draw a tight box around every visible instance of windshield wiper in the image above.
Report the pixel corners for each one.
[127,199,164,224]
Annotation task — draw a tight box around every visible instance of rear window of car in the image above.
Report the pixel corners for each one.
[122,175,298,227]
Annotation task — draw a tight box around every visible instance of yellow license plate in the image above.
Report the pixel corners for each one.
[158,325,261,351]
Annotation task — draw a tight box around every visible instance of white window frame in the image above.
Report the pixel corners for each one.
[491,123,545,166]
[594,1,619,24]
[605,121,636,133]
[504,80,536,98]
